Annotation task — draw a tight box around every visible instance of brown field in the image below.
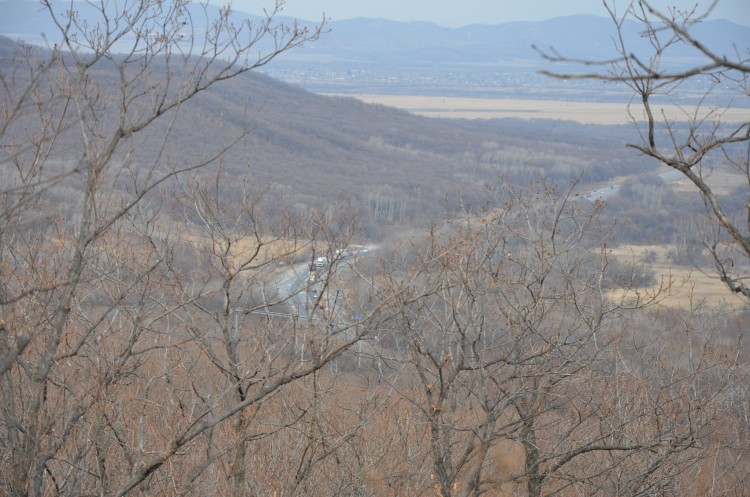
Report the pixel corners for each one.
[666,168,742,196]
[180,232,313,266]
[609,244,748,311]
[336,94,750,125]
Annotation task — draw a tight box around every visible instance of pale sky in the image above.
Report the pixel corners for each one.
[226,0,750,27]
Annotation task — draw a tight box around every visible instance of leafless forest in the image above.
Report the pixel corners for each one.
[1,1,748,496]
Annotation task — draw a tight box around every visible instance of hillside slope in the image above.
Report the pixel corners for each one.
[0,37,645,230]
[152,68,645,222]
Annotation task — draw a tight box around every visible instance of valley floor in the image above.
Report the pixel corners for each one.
[333,94,750,125]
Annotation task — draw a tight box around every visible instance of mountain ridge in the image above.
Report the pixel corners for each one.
[1,2,747,70]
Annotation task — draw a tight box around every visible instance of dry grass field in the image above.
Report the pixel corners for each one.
[337,94,750,125]
[609,244,748,311]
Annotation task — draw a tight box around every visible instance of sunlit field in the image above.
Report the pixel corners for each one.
[338,94,750,125]
[609,244,749,311]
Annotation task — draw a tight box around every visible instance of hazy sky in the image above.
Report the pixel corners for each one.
[226,0,749,27]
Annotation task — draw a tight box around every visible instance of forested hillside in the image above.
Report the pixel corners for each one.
[0,36,658,238]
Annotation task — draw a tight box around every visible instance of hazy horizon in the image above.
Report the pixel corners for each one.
[229,0,750,27]
[2,1,747,28]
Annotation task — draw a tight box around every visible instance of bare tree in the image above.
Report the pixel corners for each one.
[538,0,750,300]
[0,2,408,495]
[370,183,738,497]
[165,172,392,496]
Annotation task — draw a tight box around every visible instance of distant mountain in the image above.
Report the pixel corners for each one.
[289,15,748,69]
[268,15,749,99]
[4,1,746,100]
[2,1,747,70]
